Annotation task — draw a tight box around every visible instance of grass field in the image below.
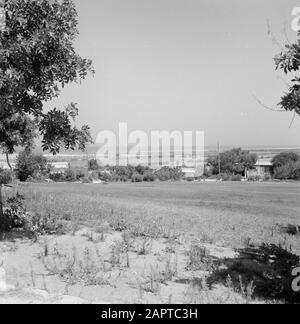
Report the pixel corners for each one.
[12,181,300,251]
[1,181,300,304]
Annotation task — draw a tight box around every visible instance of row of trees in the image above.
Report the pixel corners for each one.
[3,149,300,184]
[0,152,185,184]
[205,148,300,181]
[89,159,183,183]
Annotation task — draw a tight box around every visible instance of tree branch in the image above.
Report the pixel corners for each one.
[252,94,286,112]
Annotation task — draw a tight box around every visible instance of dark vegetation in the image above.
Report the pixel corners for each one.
[207,244,300,303]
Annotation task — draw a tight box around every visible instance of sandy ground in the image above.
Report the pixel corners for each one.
[0,228,250,304]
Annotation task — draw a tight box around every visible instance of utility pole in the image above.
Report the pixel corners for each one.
[218,142,221,176]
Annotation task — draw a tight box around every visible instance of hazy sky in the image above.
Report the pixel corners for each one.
[47,0,300,147]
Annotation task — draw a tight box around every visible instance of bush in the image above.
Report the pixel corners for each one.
[155,167,183,181]
[65,169,77,182]
[264,174,272,181]
[99,172,113,182]
[0,169,12,185]
[49,172,66,182]
[231,174,243,182]
[221,173,231,181]
[0,192,70,235]
[248,175,261,182]
[203,167,213,178]
[272,152,300,169]
[143,170,156,182]
[131,172,143,183]
[25,211,69,235]
[16,150,49,182]
[274,161,300,180]
[81,176,92,184]
[88,159,100,171]
[1,193,29,232]
[75,170,86,181]
[89,171,101,181]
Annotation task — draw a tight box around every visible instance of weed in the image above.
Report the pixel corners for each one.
[199,233,214,245]
[186,244,214,271]
[29,262,36,288]
[109,241,122,267]
[109,211,128,232]
[143,265,162,294]
[243,236,253,249]
[136,238,152,256]
[238,276,256,303]
[42,244,108,286]
[82,231,103,244]
[161,254,178,282]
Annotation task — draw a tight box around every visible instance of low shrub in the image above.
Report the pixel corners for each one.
[99,172,113,182]
[248,175,261,182]
[143,170,156,182]
[81,177,92,184]
[0,169,13,185]
[231,174,243,182]
[0,192,70,235]
[49,172,66,182]
[131,173,143,183]
[221,173,231,181]
[155,167,183,181]
[263,174,272,181]
[89,171,101,181]
[1,193,29,232]
[64,169,77,182]
[25,211,69,235]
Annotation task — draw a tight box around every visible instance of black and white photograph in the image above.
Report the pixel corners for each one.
[0,0,300,307]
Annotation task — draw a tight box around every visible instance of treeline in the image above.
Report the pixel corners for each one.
[205,148,300,181]
[87,160,183,183]
[0,150,184,183]
[1,149,300,184]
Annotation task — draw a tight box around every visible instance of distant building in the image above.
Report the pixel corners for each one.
[49,162,69,173]
[255,159,273,176]
[182,168,196,179]
[247,159,273,178]
[182,165,204,179]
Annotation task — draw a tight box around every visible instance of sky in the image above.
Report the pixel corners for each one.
[47,0,300,147]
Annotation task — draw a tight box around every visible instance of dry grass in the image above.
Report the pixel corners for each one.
[8,181,300,251]
[1,181,300,304]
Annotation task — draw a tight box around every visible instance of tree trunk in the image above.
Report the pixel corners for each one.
[5,153,12,171]
[0,184,4,232]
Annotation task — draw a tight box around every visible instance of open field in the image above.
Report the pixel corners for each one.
[15,181,300,249]
[1,181,300,304]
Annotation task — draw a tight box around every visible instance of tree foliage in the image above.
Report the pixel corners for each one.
[0,0,94,155]
[271,152,300,168]
[16,149,49,181]
[272,152,300,180]
[275,34,300,116]
[208,148,258,176]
